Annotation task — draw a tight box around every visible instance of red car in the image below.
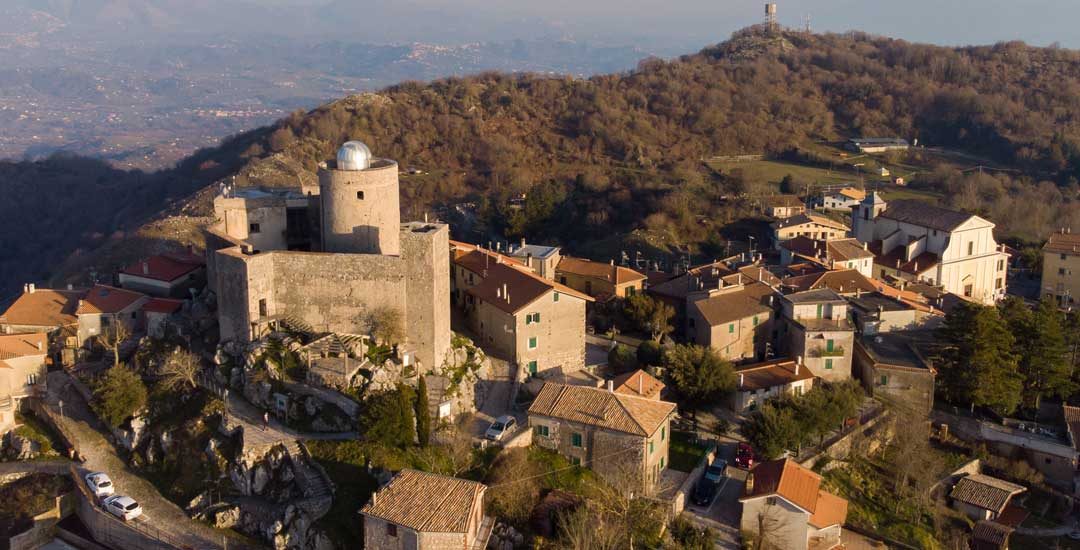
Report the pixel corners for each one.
[734,442,755,469]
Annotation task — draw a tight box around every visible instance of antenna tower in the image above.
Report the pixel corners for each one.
[764,3,778,31]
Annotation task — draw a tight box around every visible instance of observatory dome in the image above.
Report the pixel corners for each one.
[336,141,372,171]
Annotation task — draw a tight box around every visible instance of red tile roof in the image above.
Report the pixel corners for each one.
[612,369,665,399]
[0,333,48,361]
[77,285,146,315]
[141,298,184,314]
[742,458,848,528]
[121,251,205,282]
[557,256,646,286]
[0,288,82,328]
[1044,231,1080,256]
[360,469,485,533]
[452,244,592,315]
[528,382,676,437]
[735,359,815,392]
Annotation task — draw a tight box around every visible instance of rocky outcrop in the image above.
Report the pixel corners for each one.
[4,433,41,460]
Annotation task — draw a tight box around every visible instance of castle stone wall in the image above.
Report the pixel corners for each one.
[401,222,451,370]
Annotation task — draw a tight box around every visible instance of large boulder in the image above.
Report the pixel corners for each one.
[212,505,241,529]
[252,463,271,495]
[6,434,40,460]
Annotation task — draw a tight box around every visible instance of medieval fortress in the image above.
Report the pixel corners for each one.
[205,141,451,371]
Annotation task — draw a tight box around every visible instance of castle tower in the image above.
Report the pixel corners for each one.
[318,141,401,255]
[853,191,887,243]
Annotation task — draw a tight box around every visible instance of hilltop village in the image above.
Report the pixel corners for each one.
[2,139,1080,550]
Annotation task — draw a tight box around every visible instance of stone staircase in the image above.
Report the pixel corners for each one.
[282,440,333,501]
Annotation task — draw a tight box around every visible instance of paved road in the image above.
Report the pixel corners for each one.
[223,391,356,455]
[683,439,745,549]
[46,371,254,550]
[465,356,518,440]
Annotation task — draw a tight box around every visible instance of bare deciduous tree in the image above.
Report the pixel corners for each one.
[160,349,202,392]
[100,319,129,368]
[366,306,405,346]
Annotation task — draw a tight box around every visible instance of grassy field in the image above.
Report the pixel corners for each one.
[668,431,710,473]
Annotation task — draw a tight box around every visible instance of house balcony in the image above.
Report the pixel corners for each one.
[809,346,846,358]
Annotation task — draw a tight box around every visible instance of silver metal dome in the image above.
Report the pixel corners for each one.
[336,141,372,170]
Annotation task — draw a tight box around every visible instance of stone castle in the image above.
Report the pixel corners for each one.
[205,141,451,371]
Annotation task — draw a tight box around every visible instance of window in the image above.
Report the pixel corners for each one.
[627,286,636,297]
[386,524,397,537]
[995,278,1003,290]
[997,259,1004,271]
[826,339,834,352]
[649,441,655,454]
[880,375,888,386]
[1062,254,1068,261]
[26,374,37,385]
[553,292,560,302]
[728,323,735,334]
[571,456,581,466]
[816,304,823,319]
[794,385,803,396]
[932,229,938,237]
[571,432,583,448]
[528,337,537,349]
[825,359,834,370]
[534,425,549,437]
[356,191,364,200]
[967,242,974,255]
[1060,268,1068,276]
[660,457,665,469]
[527,360,538,375]
[661,426,665,441]
[559,276,567,285]
[752,315,759,327]
[249,223,261,234]
[964,284,974,297]
[258,299,268,318]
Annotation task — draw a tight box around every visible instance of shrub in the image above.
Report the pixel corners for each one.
[608,344,638,374]
[92,366,148,428]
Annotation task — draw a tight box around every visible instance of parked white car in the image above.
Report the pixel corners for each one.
[103,495,143,521]
[484,415,517,441]
[84,472,115,498]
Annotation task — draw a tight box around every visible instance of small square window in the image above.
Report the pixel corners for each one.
[534,425,549,437]
[249,223,261,234]
[571,456,581,466]
[553,292,560,302]
[571,432,582,447]
[387,524,397,537]
[356,191,365,200]
[528,336,537,349]
[728,323,735,334]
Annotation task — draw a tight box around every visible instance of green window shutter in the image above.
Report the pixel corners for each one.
[535,312,540,323]
[729,323,735,333]
[816,304,823,318]
[571,433,582,447]
[752,316,759,326]
[571,456,581,466]
[825,358,833,370]
[826,339,834,352]
[661,427,665,441]
[553,292,560,302]
[660,457,665,469]
[649,441,654,454]
[529,336,537,349]
[880,375,887,386]
[528,361,538,375]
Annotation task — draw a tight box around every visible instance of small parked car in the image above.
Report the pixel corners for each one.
[691,476,720,506]
[484,415,517,441]
[735,442,755,469]
[703,458,727,482]
[103,495,143,521]
[84,472,115,498]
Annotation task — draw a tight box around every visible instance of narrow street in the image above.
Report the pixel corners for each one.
[45,371,254,550]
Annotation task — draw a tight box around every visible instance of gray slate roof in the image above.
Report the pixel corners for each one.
[879,200,980,232]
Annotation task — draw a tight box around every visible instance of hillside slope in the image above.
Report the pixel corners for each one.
[7,28,1080,295]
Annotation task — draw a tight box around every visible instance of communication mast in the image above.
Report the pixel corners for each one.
[765,3,778,31]
[804,13,811,33]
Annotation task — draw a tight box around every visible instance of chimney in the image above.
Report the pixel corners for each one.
[66,284,73,291]
[142,262,149,275]
[863,242,868,251]
[521,237,526,248]
[606,380,614,392]
[797,355,803,365]
[503,284,509,303]
[496,286,502,298]
[36,341,42,351]
[794,362,799,375]
[638,374,643,395]
[738,373,744,388]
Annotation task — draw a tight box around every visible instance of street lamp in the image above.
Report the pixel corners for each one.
[58,399,63,418]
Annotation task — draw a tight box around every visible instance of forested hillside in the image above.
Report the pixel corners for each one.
[5,28,1080,295]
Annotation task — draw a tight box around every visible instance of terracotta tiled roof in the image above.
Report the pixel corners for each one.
[452,244,591,314]
[971,520,1013,546]
[869,241,939,276]
[690,283,775,327]
[735,359,815,392]
[121,251,204,282]
[995,504,1029,528]
[649,262,777,302]
[77,285,147,315]
[1063,405,1080,452]
[612,370,665,399]
[528,382,676,437]
[742,458,845,518]
[1044,231,1080,256]
[141,298,184,314]
[557,257,646,286]
[763,195,806,208]
[782,236,873,265]
[950,474,1026,514]
[782,269,878,295]
[0,288,82,328]
[836,187,866,201]
[360,469,485,533]
[0,333,48,360]
[879,200,983,232]
[808,489,849,528]
[772,213,850,232]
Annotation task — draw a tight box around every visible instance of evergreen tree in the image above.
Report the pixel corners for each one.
[92,365,148,428]
[1019,299,1073,408]
[937,302,1022,414]
[415,376,432,447]
[360,385,416,448]
[745,403,798,460]
[664,344,735,426]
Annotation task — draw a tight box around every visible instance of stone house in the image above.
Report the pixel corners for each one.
[853,331,937,414]
[117,250,206,298]
[1040,229,1080,308]
[780,289,854,383]
[772,214,850,250]
[648,261,780,338]
[507,241,562,280]
[847,291,942,334]
[0,284,83,365]
[740,458,849,550]
[732,358,815,412]
[360,469,492,550]
[686,282,777,362]
[75,285,149,349]
[555,256,647,301]
[611,369,665,400]
[779,237,875,278]
[528,382,677,493]
[451,242,592,377]
[819,187,865,211]
[949,474,1026,522]
[0,333,48,434]
[852,193,1008,305]
[141,298,184,339]
[762,195,807,219]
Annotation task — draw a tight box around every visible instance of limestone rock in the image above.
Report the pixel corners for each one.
[212,505,240,529]
[252,463,271,495]
[186,491,210,513]
[7,434,40,460]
